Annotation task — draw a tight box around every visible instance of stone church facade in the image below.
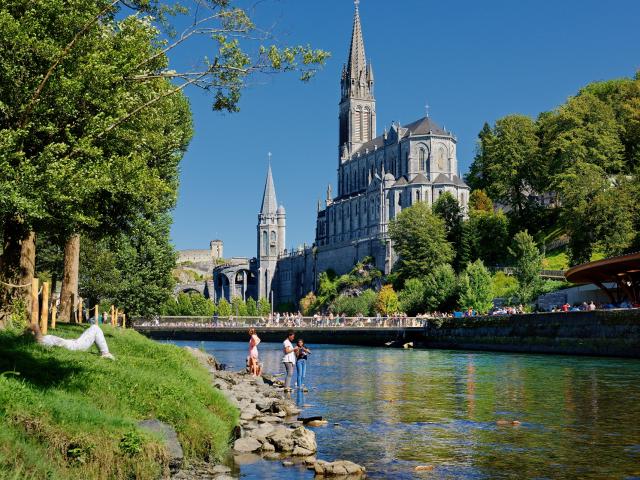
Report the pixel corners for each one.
[214,3,470,306]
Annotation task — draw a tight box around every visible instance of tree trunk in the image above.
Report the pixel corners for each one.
[0,219,36,325]
[59,234,80,323]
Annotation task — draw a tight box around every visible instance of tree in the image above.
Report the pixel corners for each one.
[458,260,493,314]
[257,298,271,316]
[466,122,495,192]
[468,190,493,212]
[423,264,458,312]
[231,296,247,316]
[558,162,635,264]
[433,192,464,271]
[509,231,543,303]
[299,292,317,316]
[485,115,543,216]
[375,285,399,315]
[246,297,258,316]
[465,210,510,266]
[331,290,376,317]
[217,298,231,317]
[388,202,453,282]
[0,0,329,321]
[398,279,425,316]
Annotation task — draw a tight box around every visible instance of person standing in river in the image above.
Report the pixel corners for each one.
[295,338,311,391]
[282,330,296,392]
[247,328,261,376]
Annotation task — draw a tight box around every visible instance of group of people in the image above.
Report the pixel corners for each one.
[247,329,311,392]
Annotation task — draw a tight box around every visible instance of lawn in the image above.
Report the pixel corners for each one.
[0,324,238,480]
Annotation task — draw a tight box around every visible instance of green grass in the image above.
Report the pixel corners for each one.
[0,324,238,480]
[543,247,608,270]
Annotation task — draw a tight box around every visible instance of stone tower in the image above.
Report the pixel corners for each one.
[338,0,376,160]
[209,239,223,260]
[257,163,285,300]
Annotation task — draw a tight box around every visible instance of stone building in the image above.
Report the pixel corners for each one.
[177,239,224,264]
[214,2,470,306]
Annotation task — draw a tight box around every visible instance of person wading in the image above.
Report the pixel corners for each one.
[282,330,296,392]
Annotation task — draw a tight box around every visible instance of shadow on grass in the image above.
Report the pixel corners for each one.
[0,332,83,389]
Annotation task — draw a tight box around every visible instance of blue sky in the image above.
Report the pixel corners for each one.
[169,0,640,257]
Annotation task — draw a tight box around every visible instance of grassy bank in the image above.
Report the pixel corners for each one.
[0,324,238,480]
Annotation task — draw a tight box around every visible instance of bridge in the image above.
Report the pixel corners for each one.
[173,280,214,297]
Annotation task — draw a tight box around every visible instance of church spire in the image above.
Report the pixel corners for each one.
[347,0,366,85]
[260,160,277,217]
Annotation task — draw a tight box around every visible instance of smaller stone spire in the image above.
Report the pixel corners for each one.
[260,156,277,217]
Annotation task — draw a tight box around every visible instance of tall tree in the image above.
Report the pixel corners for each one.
[458,260,493,314]
[388,202,453,282]
[509,230,543,303]
[465,122,495,192]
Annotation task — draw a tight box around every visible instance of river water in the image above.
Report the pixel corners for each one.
[168,340,640,479]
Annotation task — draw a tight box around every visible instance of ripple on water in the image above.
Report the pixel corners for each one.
[167,340,640,480]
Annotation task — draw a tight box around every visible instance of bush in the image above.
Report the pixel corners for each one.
[246,297,258,316]
[375,285,399,315]
[299,292,317,316]
[217,298,231,317]
[492,271,519,300]
[257,298,271,316]
[231,297,247,316]
[398,278,425,316]
[331,290,376,316]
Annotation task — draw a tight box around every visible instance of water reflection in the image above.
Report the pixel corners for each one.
[167,340,640,479]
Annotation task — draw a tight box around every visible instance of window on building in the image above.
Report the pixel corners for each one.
[416,190,421,202]
[262,231,267,256]
[419,148,426,171]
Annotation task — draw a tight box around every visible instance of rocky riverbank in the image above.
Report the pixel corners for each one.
[182,347,366,479]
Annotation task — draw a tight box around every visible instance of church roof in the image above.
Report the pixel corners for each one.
[393,176,408,186]
[352,116,450,157]
[432,173,452,185]
[260,164,278,216]
[452,174,468,188]
[409,173,430,185]
[404,116,449,136]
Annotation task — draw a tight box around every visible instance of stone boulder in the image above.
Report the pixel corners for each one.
[233,437,262,453]
[313,460,366,477]
[291,426,317,453]
[137,419,183,472]
[266,426,295,452]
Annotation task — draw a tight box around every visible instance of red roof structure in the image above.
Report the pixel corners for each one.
[565,252,640,303]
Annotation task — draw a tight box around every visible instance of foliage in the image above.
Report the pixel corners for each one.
[398,278,425,316]
[464,209,510,266]
[257,298,271,316]
[275,302,296,314]
[433,192,464,270]
[458,260,494,313]
[388,202,453,283]
[231,296,247,316]
[299,292,317,316]
[492,272,519,300]
[331,290,376,317]
[375,285,399,315]
[79,214,176,316]
[162,292,215,316]
[246,297,258,316]
[468,189,494,212]
[0,324,238,478]
[557,162,636,264]
[509,231,544,303]
[423,264,459,312]
[217,298,231,317]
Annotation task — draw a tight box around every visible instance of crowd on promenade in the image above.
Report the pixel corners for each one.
[134,300,640,329]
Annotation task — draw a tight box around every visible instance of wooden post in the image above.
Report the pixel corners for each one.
[78,298,83,323]
[110,305,115,326]
[30,277,39,326]
[40,281,50,335]
[94,304,99,324]
[51,303,57,329]
[122,313,126,329]
[114,308,119,327]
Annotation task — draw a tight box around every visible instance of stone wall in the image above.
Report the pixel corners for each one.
[423,309,640,357]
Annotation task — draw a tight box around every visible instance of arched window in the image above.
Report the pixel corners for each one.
[419,149,426,171]
[270,231,276,255]
[262,231,267,256]
[416,190,421,202]
[363,107,370,140]
[346,172,349,193]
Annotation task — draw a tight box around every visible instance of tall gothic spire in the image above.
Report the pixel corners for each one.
[260,162,277,217]
[347,0,366,82]
[341,0,373,101]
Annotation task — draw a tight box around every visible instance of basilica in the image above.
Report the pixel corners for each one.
[213,2,469,305]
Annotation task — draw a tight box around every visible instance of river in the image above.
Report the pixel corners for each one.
[167,340,640,479]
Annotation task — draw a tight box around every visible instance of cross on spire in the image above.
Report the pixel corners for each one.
[268,151,272,165]
[354,0,360,9]
[425,102,430,118]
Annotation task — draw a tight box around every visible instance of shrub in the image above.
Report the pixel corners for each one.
[217,299,231,317]
[331,290,376,316]
[375,285,399,315]
[246,297,258,316]
[423,264,458,312]
[299,292,317,316]
[398,278,425,316]
[458,260,494,313]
